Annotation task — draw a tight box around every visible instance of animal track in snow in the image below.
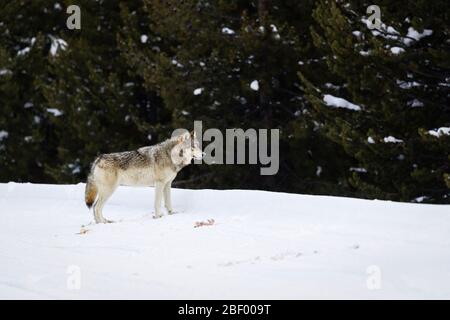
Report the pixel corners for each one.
[219,251,307,267]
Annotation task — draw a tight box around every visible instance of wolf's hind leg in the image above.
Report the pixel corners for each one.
[93,184,117,223]
[163,180,174,214]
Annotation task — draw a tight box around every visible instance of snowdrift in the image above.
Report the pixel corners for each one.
[0,183,449,299]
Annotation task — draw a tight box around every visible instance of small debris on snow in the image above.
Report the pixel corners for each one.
[250,80,259,91]
[323,94,361,111]
[77,228,90,235]
[194,219,215,228]
[383,136,403,143]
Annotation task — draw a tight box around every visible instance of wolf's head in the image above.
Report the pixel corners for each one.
[171,130,203,167]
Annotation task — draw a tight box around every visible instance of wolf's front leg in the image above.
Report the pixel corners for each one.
[164,181,174,214]
[153,181,164,219]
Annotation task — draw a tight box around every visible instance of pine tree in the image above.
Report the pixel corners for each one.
[0,1,67,182]
[299,0,450,202]
[41,0,165,182]
[118,0,354,194]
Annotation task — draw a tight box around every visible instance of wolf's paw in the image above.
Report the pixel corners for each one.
[167,210,177,215]
[95,218,114,224]
[153,214,163,219]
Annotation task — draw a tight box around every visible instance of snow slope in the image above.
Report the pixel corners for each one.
[0,183,449,299]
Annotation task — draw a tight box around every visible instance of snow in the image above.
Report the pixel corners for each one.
[47,108,63,117]
[427,127,450,138]
[359,50,371,56]
[323,94,361,111]
[17,47,31,56]
[0,69,12,76]
[140,35,148,44]
[49,37,68,56]
[250,80,259,91]
[1,183,450,299]
[390,47,405,55]
[24,102,34,109]
[350,167,367,173]
[270,24,280,40]
[367,137,375,144]
[413,196,429,203]
[360,18,432,47]
[383,136,403,143]
[0,130,8,141]
[193,88,204,96]
[408,99,424,108]
[221,27,235,35]
[404,27,433,46]
[315,166,322,177]
[171,59,183,68]
[397,80,421,89]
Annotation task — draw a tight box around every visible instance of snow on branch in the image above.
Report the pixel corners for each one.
[323,94,361,111]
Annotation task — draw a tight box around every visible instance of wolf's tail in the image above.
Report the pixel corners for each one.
[85,176,98,209]
[85,161,99,209]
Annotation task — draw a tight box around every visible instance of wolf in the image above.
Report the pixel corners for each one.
[85,131,203,223]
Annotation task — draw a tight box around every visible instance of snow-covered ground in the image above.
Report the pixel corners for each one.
[0,183,449,299]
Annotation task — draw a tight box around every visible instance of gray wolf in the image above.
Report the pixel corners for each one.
[85,131,203,223]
